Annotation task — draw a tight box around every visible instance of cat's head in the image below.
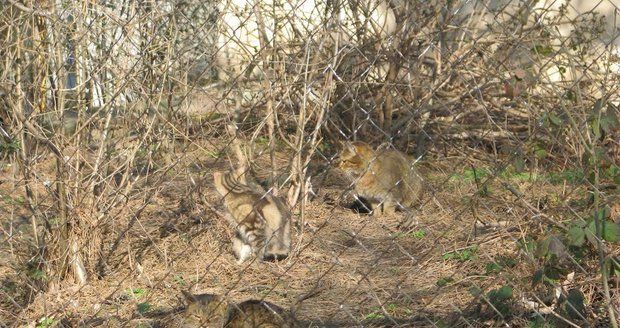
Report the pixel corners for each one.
[338,141,375,173]
[181,291,228,327]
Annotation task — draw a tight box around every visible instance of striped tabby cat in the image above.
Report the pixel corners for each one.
[213,170,291,263]
[226,299,289,328]
[181,292,228,327]
[181,291,290,327]
[338,141,423,216]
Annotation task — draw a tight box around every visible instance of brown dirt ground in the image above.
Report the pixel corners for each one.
[0,139,617,327]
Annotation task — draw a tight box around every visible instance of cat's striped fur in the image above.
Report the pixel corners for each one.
[338,141,423,216]
[213,170,291,264]
[181,291,290,327]
[181,292,228,327]
[226,299,289,327]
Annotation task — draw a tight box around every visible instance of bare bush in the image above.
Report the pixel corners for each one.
[0,0,618,327]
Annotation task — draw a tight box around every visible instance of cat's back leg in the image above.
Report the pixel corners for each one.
[261,204,291,261]
[381,198,397,215]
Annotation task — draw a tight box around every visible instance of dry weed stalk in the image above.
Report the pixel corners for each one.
[0,0,618,326]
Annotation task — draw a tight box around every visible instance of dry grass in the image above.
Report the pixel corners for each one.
[2,135,614,327]
[1,0,619,326]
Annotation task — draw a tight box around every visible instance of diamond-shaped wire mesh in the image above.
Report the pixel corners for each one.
[0,0,619,327]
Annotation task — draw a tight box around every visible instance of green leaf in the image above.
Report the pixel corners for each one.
[521,239,537,255]
[394,229,427,239]
[364,311,385,320]
[564,289,586,320]
[29,269,47,281]
[568,244,587,261]
[488,285,513,301]
[469,286,482,297]
[137,302,152,314]
[585,221,597,245]
[36,317,56,328]
[593,98,605,113]
[603,222,620,242]
[549,113,563,126]
[487,286,513,316]
[567,227,585,247]
[129,288,147,298]
[478,184,490,197]
[594,206,611,220]
[486,262,503,275]
[442,246,477,262]
[174,275,187,286]
[497,256,517,268]
[600,107,618,133]
[0,140,21,154]
[531,44,554,56]
[605,165,620,183]
[411,229,427,238]
[607,257,620,277]
[548,169,586,184]
[572,219,588,228]
[532,269,543,286]
[543,265,563,281]
[606,257,620,277]
[436,277,454,287]
[534,147,547,159]
[608,164,620,175]
[586,219,619,243]
[528,316,555,328]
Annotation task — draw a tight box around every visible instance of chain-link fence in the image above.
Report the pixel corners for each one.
[1,0,619,327]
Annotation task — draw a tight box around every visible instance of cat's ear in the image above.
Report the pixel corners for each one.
[182,290,198,304]
[341,140,354,151]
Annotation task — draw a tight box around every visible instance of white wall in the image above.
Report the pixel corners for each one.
[215,0,397,81]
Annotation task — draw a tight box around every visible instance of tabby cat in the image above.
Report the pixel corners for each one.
[226,299,289,328]
[181,291,290,328]
[338,141,423,216]
[213,170,291,264]
[181,292,229,327]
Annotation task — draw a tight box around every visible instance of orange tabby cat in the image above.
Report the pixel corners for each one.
[338,141,422,216]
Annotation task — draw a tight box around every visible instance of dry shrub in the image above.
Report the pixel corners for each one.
[0,0,618,326]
